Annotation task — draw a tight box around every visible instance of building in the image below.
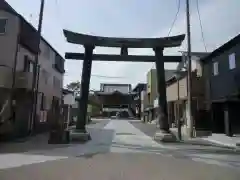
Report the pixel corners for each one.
[165,52,209,136]
[0,1,65,138]
[202,33,240,136]
[132,83,147,119]
[143,69,175,122]
[96,83,135,117]
[100,83,132,93]
[146,69,175,106]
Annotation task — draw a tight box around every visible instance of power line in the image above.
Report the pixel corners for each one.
[196,0,207,52]
[153,0,180,69]
[168,0,181,36]
[91,74,127,79]
[64,72,127,79]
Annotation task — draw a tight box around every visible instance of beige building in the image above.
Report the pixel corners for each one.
[165,52,209,136]
[146,69,176,106]
[146,69,157,106]
[140,68,175,122]
[0,1,64,137]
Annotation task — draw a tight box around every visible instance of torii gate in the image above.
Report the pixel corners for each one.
[64,30,185,142]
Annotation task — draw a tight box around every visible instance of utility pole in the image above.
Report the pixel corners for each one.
[186,0,193,137]
[177,76,181,140]
[29,0,45,133]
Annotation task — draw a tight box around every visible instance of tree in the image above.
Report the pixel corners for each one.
[65,81,100,105]
[66,81,81,96]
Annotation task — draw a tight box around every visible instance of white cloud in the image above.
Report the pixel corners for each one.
[96,0,240,88]
[61,0,240,89]
[7,0,240,90]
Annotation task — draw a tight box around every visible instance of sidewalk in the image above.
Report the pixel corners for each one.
[202,134,240,149]
[170,128,240,150]
[0,133,70,154]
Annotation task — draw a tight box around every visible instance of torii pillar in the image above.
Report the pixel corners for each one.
[154,47,170,132]
[76,45,94,132]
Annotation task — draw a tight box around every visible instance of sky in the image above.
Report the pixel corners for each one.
[6,0,240,90]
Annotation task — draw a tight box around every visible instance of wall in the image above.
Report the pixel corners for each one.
[202,62,211,110]
[0,44,35,89]
[35,40,63,116]
[0,10,19,87]
[87,104,101,116]
[102,84,131,93]
[63,93,75,105]
[14,45,35,89]
[140,90,148,112]
[166,72,205,102]
[147,70,152,94]
[39,40,63,95]
[0,10,19,68]
[15,40,63,123]
[167,56,205,103]
[206,44,240,100]
[180,53,207,73]
[0,9,63,97]
[0,10,64,137]
[146,69,157,106]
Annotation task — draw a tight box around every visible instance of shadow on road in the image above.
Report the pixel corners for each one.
[0,124,115,157]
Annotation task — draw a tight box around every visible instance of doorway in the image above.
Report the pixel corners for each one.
[211,103,224,133]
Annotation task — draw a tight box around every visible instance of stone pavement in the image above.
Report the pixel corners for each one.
[202,133,240,148]
[0,119,239,180]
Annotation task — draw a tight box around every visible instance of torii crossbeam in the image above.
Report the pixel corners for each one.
[65,53,182,62]
[64,29,185,142]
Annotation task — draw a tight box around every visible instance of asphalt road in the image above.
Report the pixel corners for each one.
[0,119,239,180]
[130,120,240,169]
[129,120,158,137]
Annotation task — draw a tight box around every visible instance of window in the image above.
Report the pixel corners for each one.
[229,53,236,70]
[29,62,34,73]
[54,54,65,73]
[213,62,219,76]
[0,18,7,34]
[23,56,34,72]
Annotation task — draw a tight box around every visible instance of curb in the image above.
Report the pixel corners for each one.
[170,129,240,151]
[203,139,240,151]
